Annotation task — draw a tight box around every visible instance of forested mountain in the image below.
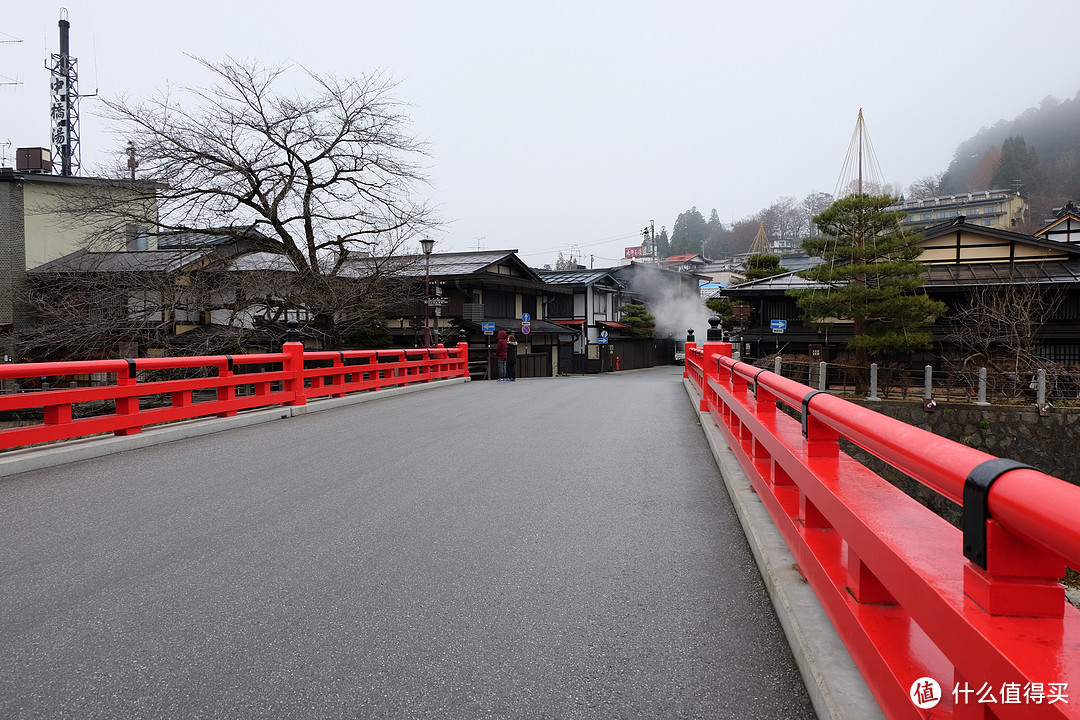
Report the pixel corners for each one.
[664,91,1080,260]
[941,91,1080,228]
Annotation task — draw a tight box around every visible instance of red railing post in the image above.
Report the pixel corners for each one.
[844,545,895,605]
[699,341,729,412]
[114,360,141,436]
[43,400,72,427]
[216,356,237,417]
[331,353,348,398]
[457,342,470,379]
[963,516,1066,618]
[802,396,839,458]
[283,342,307,407]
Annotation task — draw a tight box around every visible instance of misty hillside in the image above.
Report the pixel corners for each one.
[940,90,1080,227]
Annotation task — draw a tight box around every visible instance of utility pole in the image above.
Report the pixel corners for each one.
[126,141,138,180]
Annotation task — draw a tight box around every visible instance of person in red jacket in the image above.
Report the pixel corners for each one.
[495,330,508,381]
[506,333,518,381]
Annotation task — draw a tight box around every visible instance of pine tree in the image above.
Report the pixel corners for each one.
[788,193,946,367]
[743,255,784,282]
[991,136,1038,191]
[617,303,656,339]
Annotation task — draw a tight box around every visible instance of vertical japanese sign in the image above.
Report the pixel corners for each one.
[50,72,69,152]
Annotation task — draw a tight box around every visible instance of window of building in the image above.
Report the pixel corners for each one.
[548,293,574,317]
[521,294,537,320]
[484,289,515,318]
[125,224,149,251]
[593,290,608,314]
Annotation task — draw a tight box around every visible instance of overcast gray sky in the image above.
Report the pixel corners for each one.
[3,1,1077,267]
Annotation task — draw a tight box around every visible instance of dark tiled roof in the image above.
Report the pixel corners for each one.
[29,248,214,274]
[724,270,828,294]
[924,260,1080,287]
[343,250,548,284]
[537,269,622,286]
[459,317,579,335]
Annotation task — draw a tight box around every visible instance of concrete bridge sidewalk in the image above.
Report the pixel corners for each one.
[0,367,819,719]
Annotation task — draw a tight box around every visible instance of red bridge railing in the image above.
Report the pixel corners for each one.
[0,342,469,452]
[686,341,1080,720]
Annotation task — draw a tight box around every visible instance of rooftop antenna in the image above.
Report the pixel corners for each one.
[0,30,23,89]
[567,244,581,267]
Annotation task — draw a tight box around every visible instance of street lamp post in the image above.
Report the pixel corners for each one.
[733,304,752,358]
[420,238,435,348]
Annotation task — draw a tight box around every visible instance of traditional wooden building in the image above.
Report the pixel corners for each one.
[371,250,578,378]
[722,211,1080,365]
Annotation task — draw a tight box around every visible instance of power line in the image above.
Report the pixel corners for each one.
[515,231,640,257]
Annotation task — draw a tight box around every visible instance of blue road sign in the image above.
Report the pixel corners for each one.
[522,313,531,323]
[770,319,787,333]
[481,321,496,333]
[597,337,609,345]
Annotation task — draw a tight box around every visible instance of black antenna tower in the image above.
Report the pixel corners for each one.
[46,8,80,176]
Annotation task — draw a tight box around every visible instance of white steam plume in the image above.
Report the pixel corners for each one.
[623,268,714,340]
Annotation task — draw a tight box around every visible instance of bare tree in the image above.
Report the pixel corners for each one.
[800,191,833,240]
[52,56,434,348]
[943,282,1064,397]
[17,249,261,361]
[757,196,802,249]
[905,173,946,200]
[13,237,421,360]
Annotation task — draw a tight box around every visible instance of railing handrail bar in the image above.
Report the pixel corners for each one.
[714,351,1080,569]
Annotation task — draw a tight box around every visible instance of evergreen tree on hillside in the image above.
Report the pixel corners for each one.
[655,227,671,259]
[942,90,1080,201]
[706,209,729,258]
[991,136,1039,191]
[669,207,708,256]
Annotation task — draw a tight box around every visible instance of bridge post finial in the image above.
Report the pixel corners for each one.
[284,320,301,346]
[707,315,723,342]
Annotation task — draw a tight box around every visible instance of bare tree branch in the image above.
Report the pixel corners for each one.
[21,56,438,356]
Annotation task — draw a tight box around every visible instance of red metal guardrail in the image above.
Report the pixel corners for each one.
[685,341,1080,720]
[0,342,469,451]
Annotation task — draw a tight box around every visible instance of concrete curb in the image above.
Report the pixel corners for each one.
[0,377,470,479]
[684,379,884,720]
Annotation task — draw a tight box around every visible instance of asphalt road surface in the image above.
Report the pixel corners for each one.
[0,366,816,719]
